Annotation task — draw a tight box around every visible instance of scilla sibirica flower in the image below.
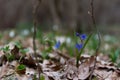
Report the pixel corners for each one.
[76,32,87,40]
[75,32,87,51]
[76,32,80,37]
[75,43,83,51]
[80,34,87,40]
[54,41,61,49]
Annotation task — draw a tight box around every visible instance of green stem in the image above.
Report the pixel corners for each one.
[76,33,93,67]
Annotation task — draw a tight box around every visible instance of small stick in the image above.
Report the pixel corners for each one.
[89,0,101,80]
[0,72,15,79]
[33,0,42,79]
[55,51,70,60]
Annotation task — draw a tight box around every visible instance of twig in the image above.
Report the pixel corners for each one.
[89,0,101,80]
[0,72,15,79]
[54,51,70,60]
[33,0,42,79]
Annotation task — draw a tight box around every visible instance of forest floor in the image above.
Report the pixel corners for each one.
[0,29,120,80]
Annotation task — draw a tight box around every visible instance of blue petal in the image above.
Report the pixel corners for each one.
[76,32,80,36]
[75,43,83,51]
[54,41,61,49]
[80,34,87,40]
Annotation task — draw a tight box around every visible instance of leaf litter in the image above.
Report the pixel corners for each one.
[0,33,120,80]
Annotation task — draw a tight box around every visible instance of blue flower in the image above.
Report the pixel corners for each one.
[80,34,87,40]
[54,41,61,49]
[75,43,83,51]
[76,32,80,36]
